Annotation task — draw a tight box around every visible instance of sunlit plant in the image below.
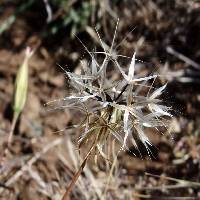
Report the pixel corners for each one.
[56,22,172,199]
[59,35,172,157]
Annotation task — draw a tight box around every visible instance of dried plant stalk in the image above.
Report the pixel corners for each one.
[57,21,172,198]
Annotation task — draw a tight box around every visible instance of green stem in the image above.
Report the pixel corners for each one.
[8,113,19,146]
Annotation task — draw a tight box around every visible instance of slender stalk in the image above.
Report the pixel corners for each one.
[8,113,19,146]
[101,149,121,200]
[61,143,95,200]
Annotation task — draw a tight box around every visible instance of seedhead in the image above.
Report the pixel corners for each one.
[59,24,172,159]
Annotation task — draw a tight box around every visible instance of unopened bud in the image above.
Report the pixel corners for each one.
[13,47,33,118]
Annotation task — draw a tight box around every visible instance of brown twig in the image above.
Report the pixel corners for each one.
[61,143,95,200]
[145,172,200,187]
[166,46,200,70]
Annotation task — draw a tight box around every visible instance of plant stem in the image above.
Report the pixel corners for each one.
[8,113,18,146]
[61,143,95,200]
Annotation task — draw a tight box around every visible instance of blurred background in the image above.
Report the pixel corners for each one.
[0,0,200,199]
